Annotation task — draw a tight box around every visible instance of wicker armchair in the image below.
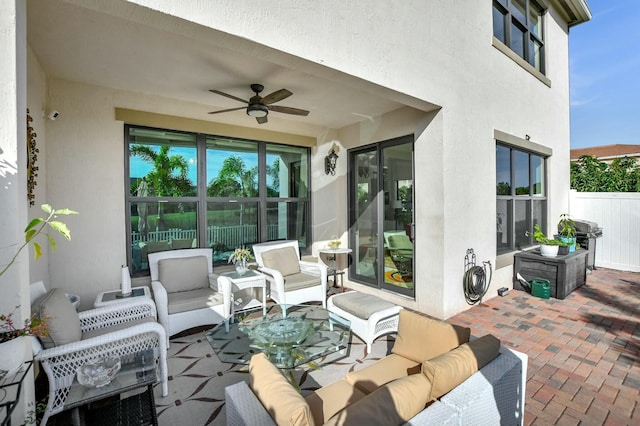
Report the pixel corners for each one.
[30,285,168,425]
[252,240,328,307]
[148,248,231,346]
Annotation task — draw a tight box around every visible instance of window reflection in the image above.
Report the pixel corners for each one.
[206,138,258,197]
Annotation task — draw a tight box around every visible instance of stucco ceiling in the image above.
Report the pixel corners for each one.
[27,0,437,138]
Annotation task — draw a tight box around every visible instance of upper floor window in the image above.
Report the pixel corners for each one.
[497,143,547,254]
[493,0,545,73]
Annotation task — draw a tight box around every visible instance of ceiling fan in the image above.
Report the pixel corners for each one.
[208,83,310,124]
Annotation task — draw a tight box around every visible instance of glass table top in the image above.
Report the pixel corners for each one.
[206,304,351,369]
[64,348,159,409]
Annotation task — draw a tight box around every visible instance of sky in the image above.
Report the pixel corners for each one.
[569,1,640,149]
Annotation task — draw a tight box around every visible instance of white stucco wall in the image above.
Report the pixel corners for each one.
[27,1,575,319]
[0,2,34,423]
[131,1,574,319]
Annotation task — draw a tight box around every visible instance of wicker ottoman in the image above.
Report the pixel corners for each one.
[327,291,402,352]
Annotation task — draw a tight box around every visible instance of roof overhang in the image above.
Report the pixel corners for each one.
[551,0,592,27]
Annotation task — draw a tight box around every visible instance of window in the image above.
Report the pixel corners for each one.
[493,0,545,73]
[496,143,546,254]
[126,126,310,275]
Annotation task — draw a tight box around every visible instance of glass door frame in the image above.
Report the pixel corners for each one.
[347,135,415,298]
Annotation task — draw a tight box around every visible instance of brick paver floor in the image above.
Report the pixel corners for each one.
[449,267,639,425]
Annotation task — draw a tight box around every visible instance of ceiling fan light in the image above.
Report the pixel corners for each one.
[247,103,268,118]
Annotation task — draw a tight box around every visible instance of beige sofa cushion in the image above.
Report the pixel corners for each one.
[31,288,81,349]
[167,288,224,314]
[324,373,432,425]
[261,246,300,276]
[332,292,397,320]
[158,255,209,293]
[305,379,366,425]
[249,353,314,426]
[346,353,420,395]
[284,272,321,291]
[392,310,470,363]
[422,334,501,401]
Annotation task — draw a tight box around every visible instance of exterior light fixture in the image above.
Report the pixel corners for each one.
[325,143,339,175]
[247,103,268,118]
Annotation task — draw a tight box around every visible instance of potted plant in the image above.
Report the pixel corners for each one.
[228,246,253,275]
[0,204,76,378]
[0,310,50,379]
[532,224,562,257]
[557,213,577,252]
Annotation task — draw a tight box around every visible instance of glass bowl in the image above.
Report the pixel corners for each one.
[77,357,121,388]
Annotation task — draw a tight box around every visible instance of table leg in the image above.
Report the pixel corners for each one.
[261,284,267,316]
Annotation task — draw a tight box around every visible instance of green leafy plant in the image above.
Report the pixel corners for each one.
[532,224,562,246]
[571,154,640,192]
[228,246,253,264]
[557,213,576,238]
[0,204,78,278]
[0,309,49,343]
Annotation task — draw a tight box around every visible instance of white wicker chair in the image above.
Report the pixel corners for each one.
[252,240,328,307]
[31,297,168,425]
[148,248,231,345]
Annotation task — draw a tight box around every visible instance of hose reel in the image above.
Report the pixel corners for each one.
[463,248,492,305]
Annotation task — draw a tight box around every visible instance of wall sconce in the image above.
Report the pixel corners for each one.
[325,144,339,175]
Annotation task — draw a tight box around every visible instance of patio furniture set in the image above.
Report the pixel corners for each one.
[24,240,527,425]
[226,309,528,425]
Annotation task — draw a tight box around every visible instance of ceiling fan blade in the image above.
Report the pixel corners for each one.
[256,115,268,124]
[208,107,246,114]
[269,105,310,116]
[209,89,248,104]
[261,89,292,105]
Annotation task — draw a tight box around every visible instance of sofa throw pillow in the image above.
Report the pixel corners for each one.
[392,309,471,363]
[31,287,81,349]
[158,256,209,293]
[249,353,315,426]
[422,334,501,401]
[324,373,432,425]
[261,246,300,276]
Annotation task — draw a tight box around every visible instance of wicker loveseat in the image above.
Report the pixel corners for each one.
[29,284,168,425]
[225,309,527,425]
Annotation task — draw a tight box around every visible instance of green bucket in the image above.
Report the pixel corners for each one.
[531,278,551,299]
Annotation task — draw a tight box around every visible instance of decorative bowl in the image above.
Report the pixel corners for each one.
[77,357,121,388]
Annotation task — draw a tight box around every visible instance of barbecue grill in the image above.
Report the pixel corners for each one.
[573,218,602,270]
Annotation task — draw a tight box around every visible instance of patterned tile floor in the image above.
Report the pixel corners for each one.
[448,267,639,425]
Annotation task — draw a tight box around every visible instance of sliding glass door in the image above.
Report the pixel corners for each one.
[348,135,414,297]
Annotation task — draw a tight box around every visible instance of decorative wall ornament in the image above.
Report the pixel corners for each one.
[26,109,39,206]
[324,143,339,176]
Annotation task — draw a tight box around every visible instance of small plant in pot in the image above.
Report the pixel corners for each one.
[532,224,562,257]
[557,213,577,252]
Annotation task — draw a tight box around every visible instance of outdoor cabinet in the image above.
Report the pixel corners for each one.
[513,249,588,299]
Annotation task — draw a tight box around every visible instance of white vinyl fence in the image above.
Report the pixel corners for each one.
[569,191,640,272]
[132,224,282,247]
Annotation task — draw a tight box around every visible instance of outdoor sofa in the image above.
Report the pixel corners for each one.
[225,309,527,425]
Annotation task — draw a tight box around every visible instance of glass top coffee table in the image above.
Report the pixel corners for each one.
[206,304,351,369]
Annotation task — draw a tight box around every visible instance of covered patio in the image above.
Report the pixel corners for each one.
[2,1,595,423]
[40,267,638,425]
